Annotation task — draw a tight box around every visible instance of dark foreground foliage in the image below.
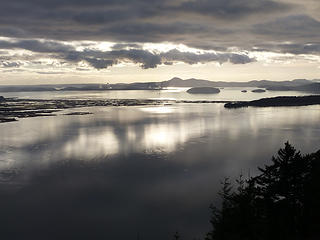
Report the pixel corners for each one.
[206,142,320,240]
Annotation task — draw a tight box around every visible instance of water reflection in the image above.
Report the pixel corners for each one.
[1,104,320,170]
[63,127,120,158]
[0,104,320,239]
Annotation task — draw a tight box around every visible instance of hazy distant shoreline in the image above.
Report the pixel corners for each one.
[1,77,320,93]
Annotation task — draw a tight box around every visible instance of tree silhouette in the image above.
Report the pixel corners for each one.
[206,142,320,240]
[206,178,233,240]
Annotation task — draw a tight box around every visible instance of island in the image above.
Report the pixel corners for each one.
[187,87,220,94]
[224,95,320,108]
[251,89,266,93]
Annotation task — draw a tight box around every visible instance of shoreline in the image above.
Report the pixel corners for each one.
[0,97,230,123]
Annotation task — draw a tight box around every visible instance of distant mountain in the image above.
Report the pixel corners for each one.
[160,77,314,88]
[266,83,320,92]
[161,77,215,87]
[109,77,320,92]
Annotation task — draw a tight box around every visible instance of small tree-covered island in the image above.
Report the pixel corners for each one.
[187,87,221,94]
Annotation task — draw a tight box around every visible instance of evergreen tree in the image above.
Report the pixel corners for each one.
[206,142,320,240]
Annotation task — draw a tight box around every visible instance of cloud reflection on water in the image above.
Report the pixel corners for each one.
[1,104,320,168]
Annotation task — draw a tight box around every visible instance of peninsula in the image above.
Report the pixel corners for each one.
[224,95,320,108]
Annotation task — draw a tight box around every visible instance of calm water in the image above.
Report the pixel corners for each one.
[1,93,320,239]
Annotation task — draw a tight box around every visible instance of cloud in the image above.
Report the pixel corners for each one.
[0,39,255,70]
[72,10,133,25]
[252,15,320,41]
[111,43,142,50]
[161,49,254,65]
[0,0,297,48]
[36,71,66,74]
[79,49,255,69]
[102,22,209,43]
[0,39,75,53]
[63,48,162,69]
[179,0,292,19]
[253,43,320,55]
[64,48,254,70]
[84,58,115,69]
[109,49,162,69]
[0,0,319,72]
[2,68,26,73]
[1,61,22,68]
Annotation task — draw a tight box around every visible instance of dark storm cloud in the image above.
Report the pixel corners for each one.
[112,49,162,69]
[248,14,320,56]
[102,22,209,43]
[252,15,320,40]
[0,0,296,44]
[63,48,162,69]
[84,58,115,69]
[179,0,291,19]
[0,39,75,53]
[0,0,319,69]
[72,10,135,25]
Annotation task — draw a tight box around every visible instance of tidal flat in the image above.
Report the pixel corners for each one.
[0,97,230,123]
[0,98,170,123]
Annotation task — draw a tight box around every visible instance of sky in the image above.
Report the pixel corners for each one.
[0,0,320,84]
